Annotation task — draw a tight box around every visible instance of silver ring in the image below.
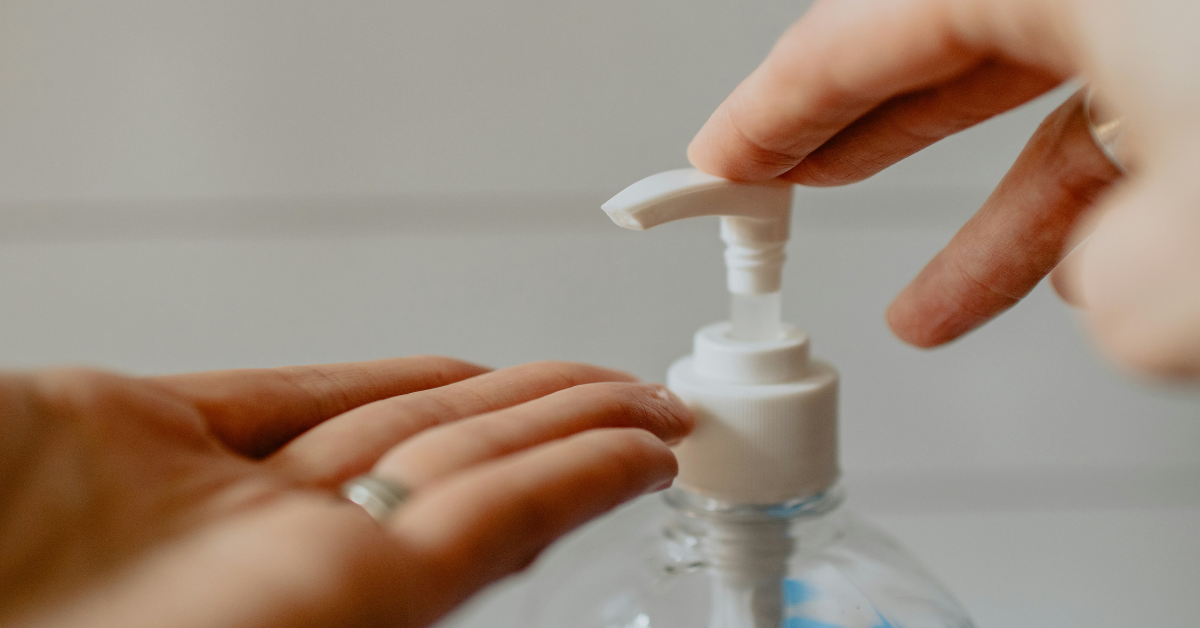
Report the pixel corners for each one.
[1084,86,1128,173]
[341,474,410,523]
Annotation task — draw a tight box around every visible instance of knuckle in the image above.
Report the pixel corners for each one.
[725,113,808,175]
[29,368,207,444]
[26,368,154,436]
[274,365,352,414]
[31,367,131,413]
[948,253,1024,307]
[789,151,877,187]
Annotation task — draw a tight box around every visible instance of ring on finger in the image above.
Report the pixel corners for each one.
[1084,86,1128,173]
[341,474,411,524]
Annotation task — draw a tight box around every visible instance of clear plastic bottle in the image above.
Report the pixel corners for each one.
[525,484,974,628]
[522,169,976,628]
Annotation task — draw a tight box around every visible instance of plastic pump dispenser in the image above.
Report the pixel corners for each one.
[603,168,792,340]
[602,169,836,505]
[523,169,974,628]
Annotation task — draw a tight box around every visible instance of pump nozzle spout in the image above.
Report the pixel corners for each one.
[602,169,794,339]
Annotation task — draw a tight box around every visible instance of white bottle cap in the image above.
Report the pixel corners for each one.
[669,325,838,504]
[604,169,839,504]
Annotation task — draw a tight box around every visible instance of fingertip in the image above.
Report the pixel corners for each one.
[575,427,677,485]
[648,384,695,443]
[607,428,679,491]
[687,106,738,178]
[685,119,713,170]
[599,382,694,444]
[885,290,941,349]
[885,284,981,349]
[688,102,799,182]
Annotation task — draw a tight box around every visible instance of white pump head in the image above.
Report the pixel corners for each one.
[602,168,793,294]
[603,169,794,341]
[602,168,839,505]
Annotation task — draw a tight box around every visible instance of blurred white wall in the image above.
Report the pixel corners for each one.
[1,0,1060,201]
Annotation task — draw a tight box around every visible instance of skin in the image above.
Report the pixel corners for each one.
[0,359,693,628]
[689,0,1200,379]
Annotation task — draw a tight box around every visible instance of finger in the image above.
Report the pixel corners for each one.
[782,60,1060,186]
[1050,206,1107,306]
[387,428,678,627]
[271,362,638,487]
[1073,161,1200,378]
[886,90,1123,347]
[147,356,489,458]
[373,381,692,487]
[687,0,1074,181]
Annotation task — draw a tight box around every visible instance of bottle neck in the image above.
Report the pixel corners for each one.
[729,291,783,342]
[663,484,846,562]
[661,485,847,628]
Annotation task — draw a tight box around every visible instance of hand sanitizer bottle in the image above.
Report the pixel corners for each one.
[522,169,976,628]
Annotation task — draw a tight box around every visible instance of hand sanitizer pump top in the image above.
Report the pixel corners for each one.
[602,168,837,506]
[523,169,975,628]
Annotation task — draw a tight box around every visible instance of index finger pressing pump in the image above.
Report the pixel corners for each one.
[522,170,977,628]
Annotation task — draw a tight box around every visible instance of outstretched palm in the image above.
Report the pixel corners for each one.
[0,358,691,628]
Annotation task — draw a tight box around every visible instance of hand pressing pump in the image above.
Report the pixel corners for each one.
[522,169,976,628]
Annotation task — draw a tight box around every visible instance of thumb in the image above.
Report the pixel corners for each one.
[1069,158,1200,379]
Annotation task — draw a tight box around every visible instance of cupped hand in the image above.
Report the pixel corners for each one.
[688,0,1200,378]
[0,358,693,628]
